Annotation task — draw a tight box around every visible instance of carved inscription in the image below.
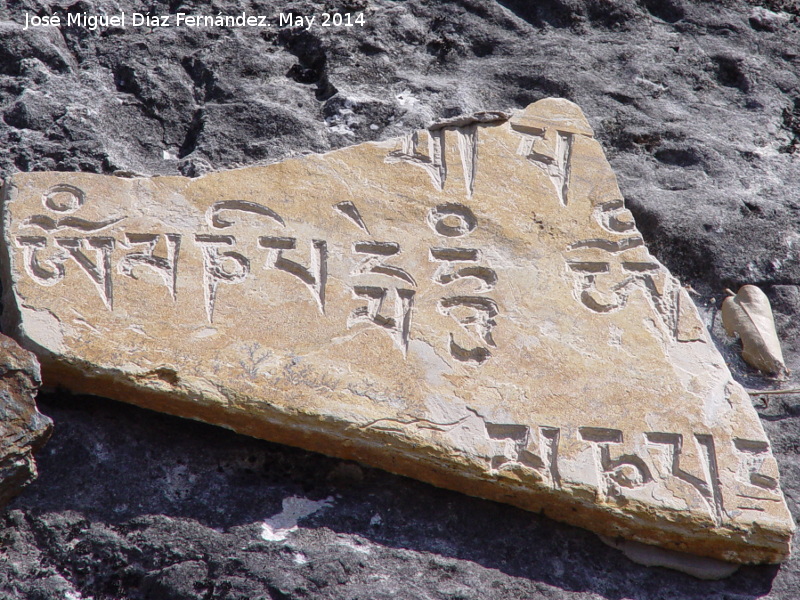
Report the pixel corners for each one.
[427,204,499,364]
[569,428,774,519]
[386,126,480,197]
[386,130,447,191]
[206,200,331,315]
[334,201,369,233]
[260,237,328,313]
[334,202,418,352]
[15,186,434,353]
[0,141,487,361]
[572,427,727,520]
[347,286,415,354]
[7,101,793,564]
[441,416,779,520]
[352,242,416,286]
[483,419,561,487]
[194,235,250,323]
[579,427,652,498]
[15,185,125,309]
[516,126,573,206]
[565,201,685,338]
[118,233,181,301]
[567,255,663,313]
[646,432,724,522]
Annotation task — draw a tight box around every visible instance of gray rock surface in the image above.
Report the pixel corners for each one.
[2,0,800,597]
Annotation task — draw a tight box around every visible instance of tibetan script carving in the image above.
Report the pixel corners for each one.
[0,98,793,564]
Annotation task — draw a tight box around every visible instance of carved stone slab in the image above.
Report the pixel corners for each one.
[0,99,793,563]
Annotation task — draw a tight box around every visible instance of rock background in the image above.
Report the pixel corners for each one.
[0,334,52,509]
[2,0,800,597]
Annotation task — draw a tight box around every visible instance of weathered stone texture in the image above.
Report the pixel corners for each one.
[4,0,800,596]
[1,99,793,563]
[0,333,52,507]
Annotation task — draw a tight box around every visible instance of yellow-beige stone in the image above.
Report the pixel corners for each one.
[0,99,793,563]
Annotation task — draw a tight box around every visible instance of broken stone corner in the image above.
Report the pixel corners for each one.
[0,331,53,507]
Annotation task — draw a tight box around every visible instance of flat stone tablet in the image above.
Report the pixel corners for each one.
[1,99,793,563]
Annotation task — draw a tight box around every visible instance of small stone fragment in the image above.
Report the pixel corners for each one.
[0,99,794,564]
[722,285,787,376]
[0,333,52,506]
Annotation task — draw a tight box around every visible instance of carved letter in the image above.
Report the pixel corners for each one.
[348,286,415,354]
[54,237,115,309]
[259,236,328,313]
[517,127,573,206]
[15,236,67,286]
[194,235,250,323]
[385,130,447,191]
[484,420,561,487]
[207,200,284,229]
[117,233,181,300]
[596,200,636,234]
[456,124,478,198]
[438,296,498,364]
[430,247,497,292]
[733,438,779,491]
[386,126,479,197]
[646,432,724,522]
[728,438,785,513]
[22,214,124,233]
[333,201,369,233]
[427,203,477,238]
[352,241,416,286]
[42,183,85,213]
[579,427,652,499]
[566,259,668,316]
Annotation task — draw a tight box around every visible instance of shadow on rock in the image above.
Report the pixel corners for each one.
[0,392,785,600]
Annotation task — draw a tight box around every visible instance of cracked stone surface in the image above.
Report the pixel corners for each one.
[3,99,794,564]
[3,0,800,597]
